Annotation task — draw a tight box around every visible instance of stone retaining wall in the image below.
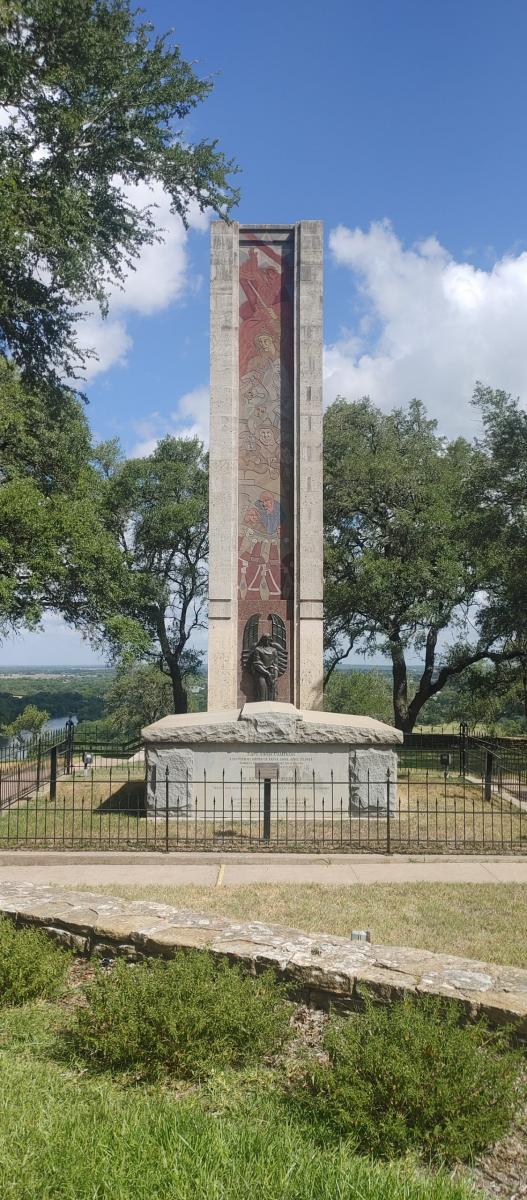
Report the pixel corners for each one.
[0,882,525,1036]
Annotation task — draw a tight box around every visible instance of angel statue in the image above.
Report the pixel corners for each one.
[242,613,288,701]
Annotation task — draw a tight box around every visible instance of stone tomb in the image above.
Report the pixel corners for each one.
[143,702,401,817]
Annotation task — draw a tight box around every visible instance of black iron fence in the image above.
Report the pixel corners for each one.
[0,724,74,809]
[0,722,73,766]
[0,758,526,854]
[0,722,143,811]
[399,730,527,807]
[0,726,526,853]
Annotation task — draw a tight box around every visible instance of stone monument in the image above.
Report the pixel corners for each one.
[208,221,324,711]
[142,221,401,819]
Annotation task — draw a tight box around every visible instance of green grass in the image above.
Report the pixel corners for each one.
[0,999,482,1200]
[83,882,527,968]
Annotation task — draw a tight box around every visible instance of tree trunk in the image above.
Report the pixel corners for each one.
[170,668,188,714]
[405,626,438,731]
[390,634,412,731]
[155,613,188,714]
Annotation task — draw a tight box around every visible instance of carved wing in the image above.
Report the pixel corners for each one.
[269,612,287,677]
[242,614,260,667]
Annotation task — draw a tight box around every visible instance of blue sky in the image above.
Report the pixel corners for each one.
[5,0,527,665]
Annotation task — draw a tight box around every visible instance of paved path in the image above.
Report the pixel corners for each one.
[0,850,526,887]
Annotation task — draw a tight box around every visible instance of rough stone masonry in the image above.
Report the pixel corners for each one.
[0,882,525,1037]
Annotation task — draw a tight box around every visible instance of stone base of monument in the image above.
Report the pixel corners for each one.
[142,702,402,819]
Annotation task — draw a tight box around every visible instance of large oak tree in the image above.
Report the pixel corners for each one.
[0,0,238,391]
[0,0,237,642]
[94,435,208,714]
[323,395,525,731]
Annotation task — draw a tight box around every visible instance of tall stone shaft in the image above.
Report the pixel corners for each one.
[208,221,323,710]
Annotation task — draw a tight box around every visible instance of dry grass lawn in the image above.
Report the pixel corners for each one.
[2,769,525,852]
[83,881,527,967]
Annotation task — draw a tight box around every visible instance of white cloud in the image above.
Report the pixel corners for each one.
[130,434,161,459]
[326,220,527,435]
[129,386,209,457]
[78,182,210,378]
[172,385,210,445]
[76,315,132,380]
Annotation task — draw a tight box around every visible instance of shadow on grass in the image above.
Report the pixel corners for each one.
[94,780,147,816]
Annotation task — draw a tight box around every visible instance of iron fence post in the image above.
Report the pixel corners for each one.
[165,766,170,853]
[386,768,391,855]
[65,718,75,774]
[35,737,42,794]
[50,746,57,803]
[263,777,271,842]
[459,722,468,776]
[485,751,493,802]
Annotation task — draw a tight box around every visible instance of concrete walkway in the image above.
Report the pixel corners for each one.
[0,850,526,888]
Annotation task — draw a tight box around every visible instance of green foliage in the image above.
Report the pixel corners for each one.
[94,436,209,713]
[0,0,238,389]
[294,996,523,1163]
[323,393,526,731]
[324,668,393,723]
[70,952,292,1081]
[5,703,49,739]
[0,668,112,727]
[104,662,174,735]
[0,917,70,1005]
[470,385,527,691]
[431,660,527,734]
[0,359,130,640]
[0,1,236,641]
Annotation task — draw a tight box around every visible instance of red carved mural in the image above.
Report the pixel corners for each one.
[238,231,294,702]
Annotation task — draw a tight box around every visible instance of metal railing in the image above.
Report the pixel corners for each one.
[0,759,525,853]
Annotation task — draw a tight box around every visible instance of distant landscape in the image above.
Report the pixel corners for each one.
[0,663,524,737]
[0,666,114,732]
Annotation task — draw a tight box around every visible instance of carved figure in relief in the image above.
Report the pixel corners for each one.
[238,495,292,600]
[242,613,288,701]
[238,238,294,610]
[257,493,283,535]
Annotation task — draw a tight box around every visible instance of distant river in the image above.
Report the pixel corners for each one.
[42,716,78,733]
[0,715,78,757]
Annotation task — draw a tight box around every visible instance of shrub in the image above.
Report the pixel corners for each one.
[292,995,523,1163]
[0,918,71,1006]
[70,951,292,1080]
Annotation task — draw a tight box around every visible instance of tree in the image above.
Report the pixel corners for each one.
[0,357,125,636]
[95,436,208,714]
[0,0,238,391]
[104,663,173,735]
[324,669,393,724]
[470,385,527,664]
[323,396,525,732]
[0,1,237,641]
[5,704,49,742]
[446,661,527,734]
